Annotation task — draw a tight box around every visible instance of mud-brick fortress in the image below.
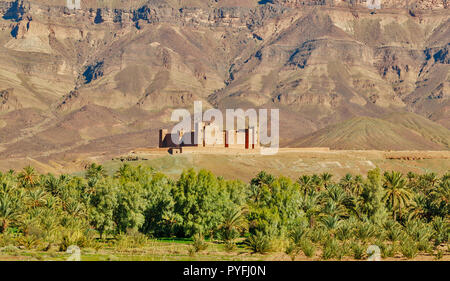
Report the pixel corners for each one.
[159,122,259,153]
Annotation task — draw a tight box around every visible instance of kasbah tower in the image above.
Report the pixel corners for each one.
[159,122,259,153]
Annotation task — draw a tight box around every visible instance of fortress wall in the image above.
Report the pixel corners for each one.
[160,123,261,150]
[278,147,331,152]
[175,147,332,154]
[180,147,262,154]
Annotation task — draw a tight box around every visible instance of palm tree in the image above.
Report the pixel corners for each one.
[321,185,356,218]
[85,163,107,180]
[427,178,450,218]
[382,171,413,221]
[63,200,86,218]
[407,194,426,220]
[352,175,364,196]
[339,174,353,193]
[320,173,333,188]
[26,188,48,208]
[249,171,274,203]
[320,214,342,231]
[321,199,348,218]
[0,178,17,194]
[17,166,37,188]
[43,174,61,196]
[311,174,323,191]
[431,178,449,204]
[0,193,20,233]
[114,164,136,181]
[218,207,247,243]
[407,171,416,182]
[300,193,320,227]
[298,175,313,195]
[424,173,439,189]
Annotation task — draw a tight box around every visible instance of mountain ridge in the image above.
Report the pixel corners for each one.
[289,112,450,150]
[0,0,448,164]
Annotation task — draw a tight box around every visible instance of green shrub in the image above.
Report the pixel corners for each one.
[126,228,148,247]
[354,222,377,242]
[431,217,449,246]
[351,242,365,260]
[336,223,353,241]
[17,235,41,250]
[340,241,353,257]
[92,241,103,253]
[310,228,328,244]
[386,225,404,242]
[0,244,19,254]
[288,225,309,246]
[435,249,443,260]
[322,239,341,260]
[114,234,132,251]
[224,241,236,252]
[400,239,418,259]
[300,239,316,258]
[381,244,396,258]
[0,232,15,247]
[191,233,208,253]
[285,243,299,261]
[59,229,92,251]
[405,220,432,243]
[417,239,432,253]
[246,231,271,254]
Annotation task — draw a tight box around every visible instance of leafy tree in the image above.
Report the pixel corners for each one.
[383,171,413,221]
[173,169,235,237]
[114,182,145,233]
[88,179,118,239]
[141,173,178,237]
[247,174,302,236]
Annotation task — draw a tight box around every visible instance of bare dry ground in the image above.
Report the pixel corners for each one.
[101,149,450,181]
[0,148,448,179]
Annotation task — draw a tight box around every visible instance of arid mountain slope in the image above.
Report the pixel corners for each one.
[0,0,448,165]
[289,112,450,150]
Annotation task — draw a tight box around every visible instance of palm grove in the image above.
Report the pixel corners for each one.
[0,163,448,260]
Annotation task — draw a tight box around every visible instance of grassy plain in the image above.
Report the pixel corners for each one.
[1,238,448,261]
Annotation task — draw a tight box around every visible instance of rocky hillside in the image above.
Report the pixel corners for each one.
[0,0,448,163]
[289,112,450,150]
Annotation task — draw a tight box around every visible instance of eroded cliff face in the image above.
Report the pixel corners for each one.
[0,0,448,160]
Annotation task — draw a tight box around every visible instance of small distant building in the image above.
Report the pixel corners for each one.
[159,122,259,151]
